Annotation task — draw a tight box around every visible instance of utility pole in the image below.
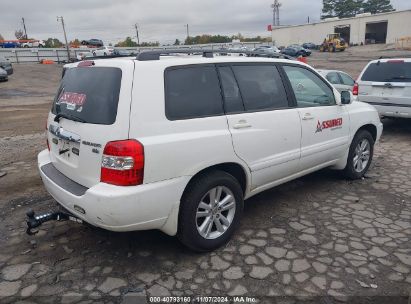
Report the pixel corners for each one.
[271,0,281,27]
[57,16,70,61]
[134,23,140,45]
[185,24,189,44]
[22,17,28,39]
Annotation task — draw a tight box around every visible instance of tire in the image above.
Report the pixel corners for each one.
[344,130,374,179]
[178,170,244,252]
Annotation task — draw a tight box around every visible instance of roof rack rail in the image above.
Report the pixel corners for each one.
[135,48,294,61]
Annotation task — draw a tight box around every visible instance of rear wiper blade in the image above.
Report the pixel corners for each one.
[385,77,411,81]
[54,112,86,123]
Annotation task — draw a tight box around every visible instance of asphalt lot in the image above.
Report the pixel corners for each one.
[0,45,410,303]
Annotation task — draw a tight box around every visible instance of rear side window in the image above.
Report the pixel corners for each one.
[52,67,122,125]
[231,65,288,111]
[326,72,342,84]
[218,66,244,113]
[361,62,411,82]
[339,72,355,86]
[165,66,224,120]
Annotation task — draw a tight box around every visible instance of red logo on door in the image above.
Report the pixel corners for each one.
[315,118,343,133]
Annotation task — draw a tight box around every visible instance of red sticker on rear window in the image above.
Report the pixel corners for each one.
[58,92,87,111]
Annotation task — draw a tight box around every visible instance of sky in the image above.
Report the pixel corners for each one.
[0,0,410,45]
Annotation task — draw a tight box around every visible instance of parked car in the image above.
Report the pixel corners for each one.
[81,39,104,47]
[355,58,411,118]
[317,70,355,93]
[0,67,8,81]
[34,51,382,251]
[21,40,45,48]
[76,51,93,61]
[250,46,283,58]
[0,57,13,75]
[281,47,300,57]
[91,46,114,56]
[302,42,317,49]
[112,49,135,56]
[0,41,20,48]
[289,44,312,56]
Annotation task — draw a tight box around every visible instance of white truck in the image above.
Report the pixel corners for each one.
[30,50,383,251]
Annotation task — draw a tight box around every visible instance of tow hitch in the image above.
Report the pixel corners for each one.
[26,209,83,235]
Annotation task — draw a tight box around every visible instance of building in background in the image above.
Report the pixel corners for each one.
[271,9,411,47]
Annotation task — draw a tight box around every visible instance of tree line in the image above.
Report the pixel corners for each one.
[322,0,395,19]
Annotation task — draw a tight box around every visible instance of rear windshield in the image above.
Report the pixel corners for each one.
[52,67,122,124]
[361,62,411,83]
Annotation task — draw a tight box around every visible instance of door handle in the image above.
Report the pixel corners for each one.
[233,120,252,129]
[302,113,314,121]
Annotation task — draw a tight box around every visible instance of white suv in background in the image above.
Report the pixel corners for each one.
[37,50,382,251]
[355,58,411,118]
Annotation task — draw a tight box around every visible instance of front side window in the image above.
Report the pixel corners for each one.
[165,66,224,120]
[231,65,289,111]
[283,65,336,108]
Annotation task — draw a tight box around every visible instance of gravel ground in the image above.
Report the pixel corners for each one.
[0,45,410,303]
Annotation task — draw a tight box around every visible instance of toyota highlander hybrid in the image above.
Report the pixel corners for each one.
[32,50,383,251]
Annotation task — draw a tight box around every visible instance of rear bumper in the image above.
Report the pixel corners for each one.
[360,100,411,118]
[38,149,190,235]
[373,104,411,118]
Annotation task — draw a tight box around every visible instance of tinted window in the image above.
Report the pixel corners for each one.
[218,66,244,113]
[165,66,224,120]
[231,65,288,111]
[326,72,342,84]
[283,65,335,107]
[52,67,122,125]
[361,62,411,82]
[339,72,355,86]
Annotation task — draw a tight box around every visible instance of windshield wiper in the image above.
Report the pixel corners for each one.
[54,112,86,123]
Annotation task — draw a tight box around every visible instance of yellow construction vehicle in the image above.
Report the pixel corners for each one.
[319,33,347,52]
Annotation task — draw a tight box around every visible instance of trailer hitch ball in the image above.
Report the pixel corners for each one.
[25,209,82,236]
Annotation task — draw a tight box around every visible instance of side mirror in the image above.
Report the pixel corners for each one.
[341,90,353,105]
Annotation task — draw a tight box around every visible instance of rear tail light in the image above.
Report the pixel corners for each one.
[100,140,144,186]
[352,83,359,96]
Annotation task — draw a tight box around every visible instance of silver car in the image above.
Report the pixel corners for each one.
[317,69,355,93]
[0,67,8,81]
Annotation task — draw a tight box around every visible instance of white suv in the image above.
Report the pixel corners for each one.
[37,50,382,251]
[355,58,411,118]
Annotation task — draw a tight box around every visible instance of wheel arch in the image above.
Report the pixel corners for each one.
[356,123,377,142]
[183,162,249,197]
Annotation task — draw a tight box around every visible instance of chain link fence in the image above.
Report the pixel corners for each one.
[0,42,272,63]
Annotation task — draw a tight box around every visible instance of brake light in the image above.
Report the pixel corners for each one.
[100,140,144,186]
[78,60,95,67]
[387,60,404,64]
[353,83,359,96]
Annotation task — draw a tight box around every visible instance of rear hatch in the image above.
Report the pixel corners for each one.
[47,59,134,188]
[358,59,411,106]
